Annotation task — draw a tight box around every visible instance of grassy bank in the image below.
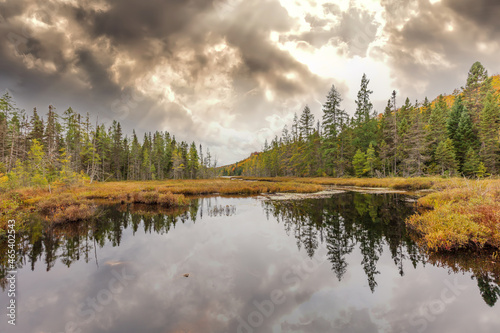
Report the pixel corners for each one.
[406,179,500,251]
[2,176,500,253]
[0,178,323,232]
[236,176,465,191]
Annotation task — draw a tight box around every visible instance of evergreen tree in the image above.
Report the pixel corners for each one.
[454,106,478,170]
[299,105,314,138]
[321,84,347,176]
[291,113,299,142]
[447,96,465,143]
[463,61,490,123]
[44,105,60,163]
[435,138,458,176]
[364,143,377,177]
[28,139,48,187]
[353,74,377,152]
[187,142,200,178]
[427,95,448,173]
[462,147,481,178]
[479,91,500,173]
[353,149,366,177]
[29,107,45,143]
[403,111,429,176]
[111,121,123,180]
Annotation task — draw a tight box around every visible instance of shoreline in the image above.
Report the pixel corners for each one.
[1,176,499,253]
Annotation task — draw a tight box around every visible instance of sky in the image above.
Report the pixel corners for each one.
[0,0,499,165]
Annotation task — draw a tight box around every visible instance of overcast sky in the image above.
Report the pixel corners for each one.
[0,0,499,165]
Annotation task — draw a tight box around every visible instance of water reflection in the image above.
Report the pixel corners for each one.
[0,198,236,285]
[262,193,423,292]
[0,193,499,333]
[262,193,500,305]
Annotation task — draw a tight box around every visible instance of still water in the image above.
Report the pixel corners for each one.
[1,192,500,333]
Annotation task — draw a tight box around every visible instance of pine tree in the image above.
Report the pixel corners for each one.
[172,148,184,179]
[447,96,465,143]
[427,95,448,173]
[321,84,347,176]
[380,95,398,175]
[111,120,123,180]
[299,105,314,139]
[0,92,16,168]
[391,90,398,174]
[463,61,489,123]
[435,138,458,176]
[354,74,373,124]
[29,107,45,143]
[403,111,429,176]
[479,91,500,173]
[353,74,376,152]
[454,106,478,170]
[187,142,200,179]
[364,143,377,177]
[353,149,366,177]
[129,130,141,180]
[462,147,481,178]
[44,105,60,163]
[281,125,291,145]
[28,139,48,187]
[291,113,299,142]
[378,139,390,177]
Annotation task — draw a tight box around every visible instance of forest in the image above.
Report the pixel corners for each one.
[0,97,220,191]
[221,62,500,179]
[1,61,498,189]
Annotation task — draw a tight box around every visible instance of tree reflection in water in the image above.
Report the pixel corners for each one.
[262,192,500,305]
[1,193,499,306]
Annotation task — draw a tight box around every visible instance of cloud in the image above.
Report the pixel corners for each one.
[0,0,331,164]
[379,0,500,101]
[0,0,498,164]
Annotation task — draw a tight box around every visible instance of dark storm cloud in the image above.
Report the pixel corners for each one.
[379,0,500,101]
[65,0,324,99]
[76,48,121,95]
[444,0,500,36]
[1,0,499,163]
[0,0,326,162]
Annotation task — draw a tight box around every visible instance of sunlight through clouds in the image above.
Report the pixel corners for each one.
[0,0,499,164]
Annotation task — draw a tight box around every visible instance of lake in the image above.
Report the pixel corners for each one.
[1,192,500,333]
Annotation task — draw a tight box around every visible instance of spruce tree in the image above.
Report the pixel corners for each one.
[479,91,500,173]
[353,74,376,152]
[29,107,45,143]
[299,105,314,138]
[403,111,429,176]
[321,84,346,176]
[353,149,366,177]
[463,61,489,123]
[427,95,448,172]
[435,138,458,176]
[447,96,465,143]
[454,107,478,170]
[462,147,480,178]
[187,142,200,179]
[364,143,377,177]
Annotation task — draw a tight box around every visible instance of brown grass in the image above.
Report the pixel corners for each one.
[238,176,465,191]
[3,176,500,253]
[406,179,500,251]
[0,178,323,230]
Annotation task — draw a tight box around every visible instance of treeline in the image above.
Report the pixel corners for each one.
[0,97,216,189]
[222,62,500,178]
